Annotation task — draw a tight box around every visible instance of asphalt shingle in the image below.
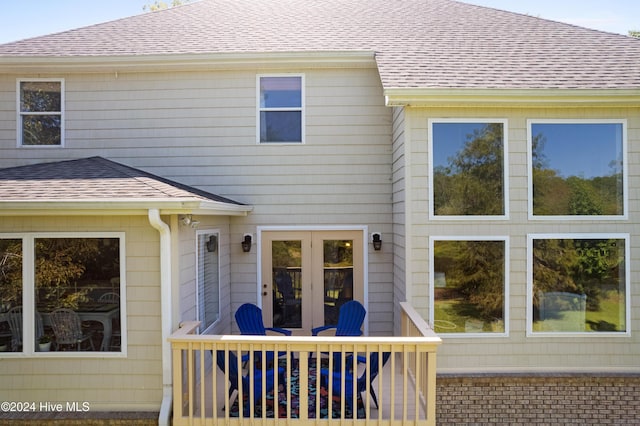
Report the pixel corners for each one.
[0,0,638,90]
[0,157,244,204]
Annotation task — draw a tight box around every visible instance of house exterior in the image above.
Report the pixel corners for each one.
[0,0,638,423]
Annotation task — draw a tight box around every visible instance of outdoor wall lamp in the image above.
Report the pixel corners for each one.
[372,232,382,251]
[206,235,218,253]
[179,214,199,228]
[241,234,252,253]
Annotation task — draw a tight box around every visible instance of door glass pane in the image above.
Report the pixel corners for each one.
[272,241,302,328]
[323,240,354,325]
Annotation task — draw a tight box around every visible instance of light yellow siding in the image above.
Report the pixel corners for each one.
[405,106,640,373]
[0,216,162,411]
[0,66,394,338]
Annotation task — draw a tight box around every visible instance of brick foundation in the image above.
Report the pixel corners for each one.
[437,374,640,425]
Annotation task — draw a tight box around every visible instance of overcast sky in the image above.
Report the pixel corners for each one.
[0,0,637,44]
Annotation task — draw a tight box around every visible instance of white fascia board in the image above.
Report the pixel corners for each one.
[0,51,377,74]
[384,88,640,107]
[0,199,253,216]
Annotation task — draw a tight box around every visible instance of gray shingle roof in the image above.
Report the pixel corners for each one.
[0,0,639,89]
[0,156,245,206]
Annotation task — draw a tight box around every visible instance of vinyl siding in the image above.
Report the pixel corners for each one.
[405,106,640,373]
[0,66,394,337]
[391,106,408,336]
[0,216,162,411]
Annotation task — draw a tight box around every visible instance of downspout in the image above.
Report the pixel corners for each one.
[148,209,173,426]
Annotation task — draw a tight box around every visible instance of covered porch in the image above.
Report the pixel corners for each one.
[169,302,441,425]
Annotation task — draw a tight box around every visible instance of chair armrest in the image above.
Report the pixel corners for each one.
[265,327,292,336]
[311,325,336,336]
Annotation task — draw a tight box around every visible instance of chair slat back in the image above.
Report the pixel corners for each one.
[335,300,366,336]
[50,308,83,344]
[235,303,268,335]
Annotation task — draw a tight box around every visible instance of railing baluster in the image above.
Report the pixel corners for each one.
[169,305,441,425]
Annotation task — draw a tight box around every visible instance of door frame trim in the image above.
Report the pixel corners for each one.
[256,225,369,334]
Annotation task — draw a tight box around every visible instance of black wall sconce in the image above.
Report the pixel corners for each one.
[372,232,382,251]
[241,234,252,253]
[206,234,217,253]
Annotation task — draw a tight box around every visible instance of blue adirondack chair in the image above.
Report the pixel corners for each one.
[311,300,365,337]
[320,351,391,416]
[311,300,366,370]
[235,303,292,337]
[235,303,292,365]
[215,350,284,417]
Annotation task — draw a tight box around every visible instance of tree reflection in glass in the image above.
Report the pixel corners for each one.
[531,122,624,216]
[432,122,505,216]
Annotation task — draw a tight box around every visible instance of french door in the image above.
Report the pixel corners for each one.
[261,230,364,335]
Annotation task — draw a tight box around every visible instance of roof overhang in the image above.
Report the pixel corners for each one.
[0,199,253,217]
[0,51,377,74]
[384,88,640,108]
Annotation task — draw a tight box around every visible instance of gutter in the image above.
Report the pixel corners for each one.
[384,88,640,107]
[147,209,173,426]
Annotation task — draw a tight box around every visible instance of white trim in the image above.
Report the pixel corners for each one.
[16,78,65,148]
[526,233,631,337]
[384,88,640,108]
[195,229,221,334]
[256,74,305,144]
[0,232,127,358]
[1,51,376,74]
[256,225,369,335]
[429,235,510,338]
[527,119,628,220]
[428,118,510,221]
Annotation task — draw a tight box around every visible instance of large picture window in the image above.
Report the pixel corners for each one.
[528,120,626,218]
[258,75,304,143]
[0,234,125,354]
[17,79,64,146]
[528,234,629,335]
[196,231,220,332]
[429,120,508,219]
[430,237,508,335]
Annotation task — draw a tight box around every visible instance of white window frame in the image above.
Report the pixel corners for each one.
[428,118,509,220]
[429,235,510,337]
[16,78,65,148]
[0,232,127,357]
[526,233,630,337]
[256,74,305,144]
[195,229,221,334]
[527,119,628,220]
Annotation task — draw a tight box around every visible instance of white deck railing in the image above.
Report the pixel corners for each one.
[169,302,441,425]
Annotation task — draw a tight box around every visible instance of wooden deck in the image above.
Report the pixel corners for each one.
[169,302,441,425]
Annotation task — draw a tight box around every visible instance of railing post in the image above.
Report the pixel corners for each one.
[168,309,441,424]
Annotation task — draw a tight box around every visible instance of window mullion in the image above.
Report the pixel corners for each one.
[22,237,35,354]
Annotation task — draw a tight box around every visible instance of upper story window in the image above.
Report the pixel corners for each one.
[528,120,627,219]
[429,119,508,219]
[17,79,64,147]
[258,75,304,143]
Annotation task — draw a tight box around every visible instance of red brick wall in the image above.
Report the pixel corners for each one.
[437,374,640,425]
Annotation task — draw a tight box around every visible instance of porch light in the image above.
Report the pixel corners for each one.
[180,214,199,228]
[372,232,382,251]
[241,234,252,253]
